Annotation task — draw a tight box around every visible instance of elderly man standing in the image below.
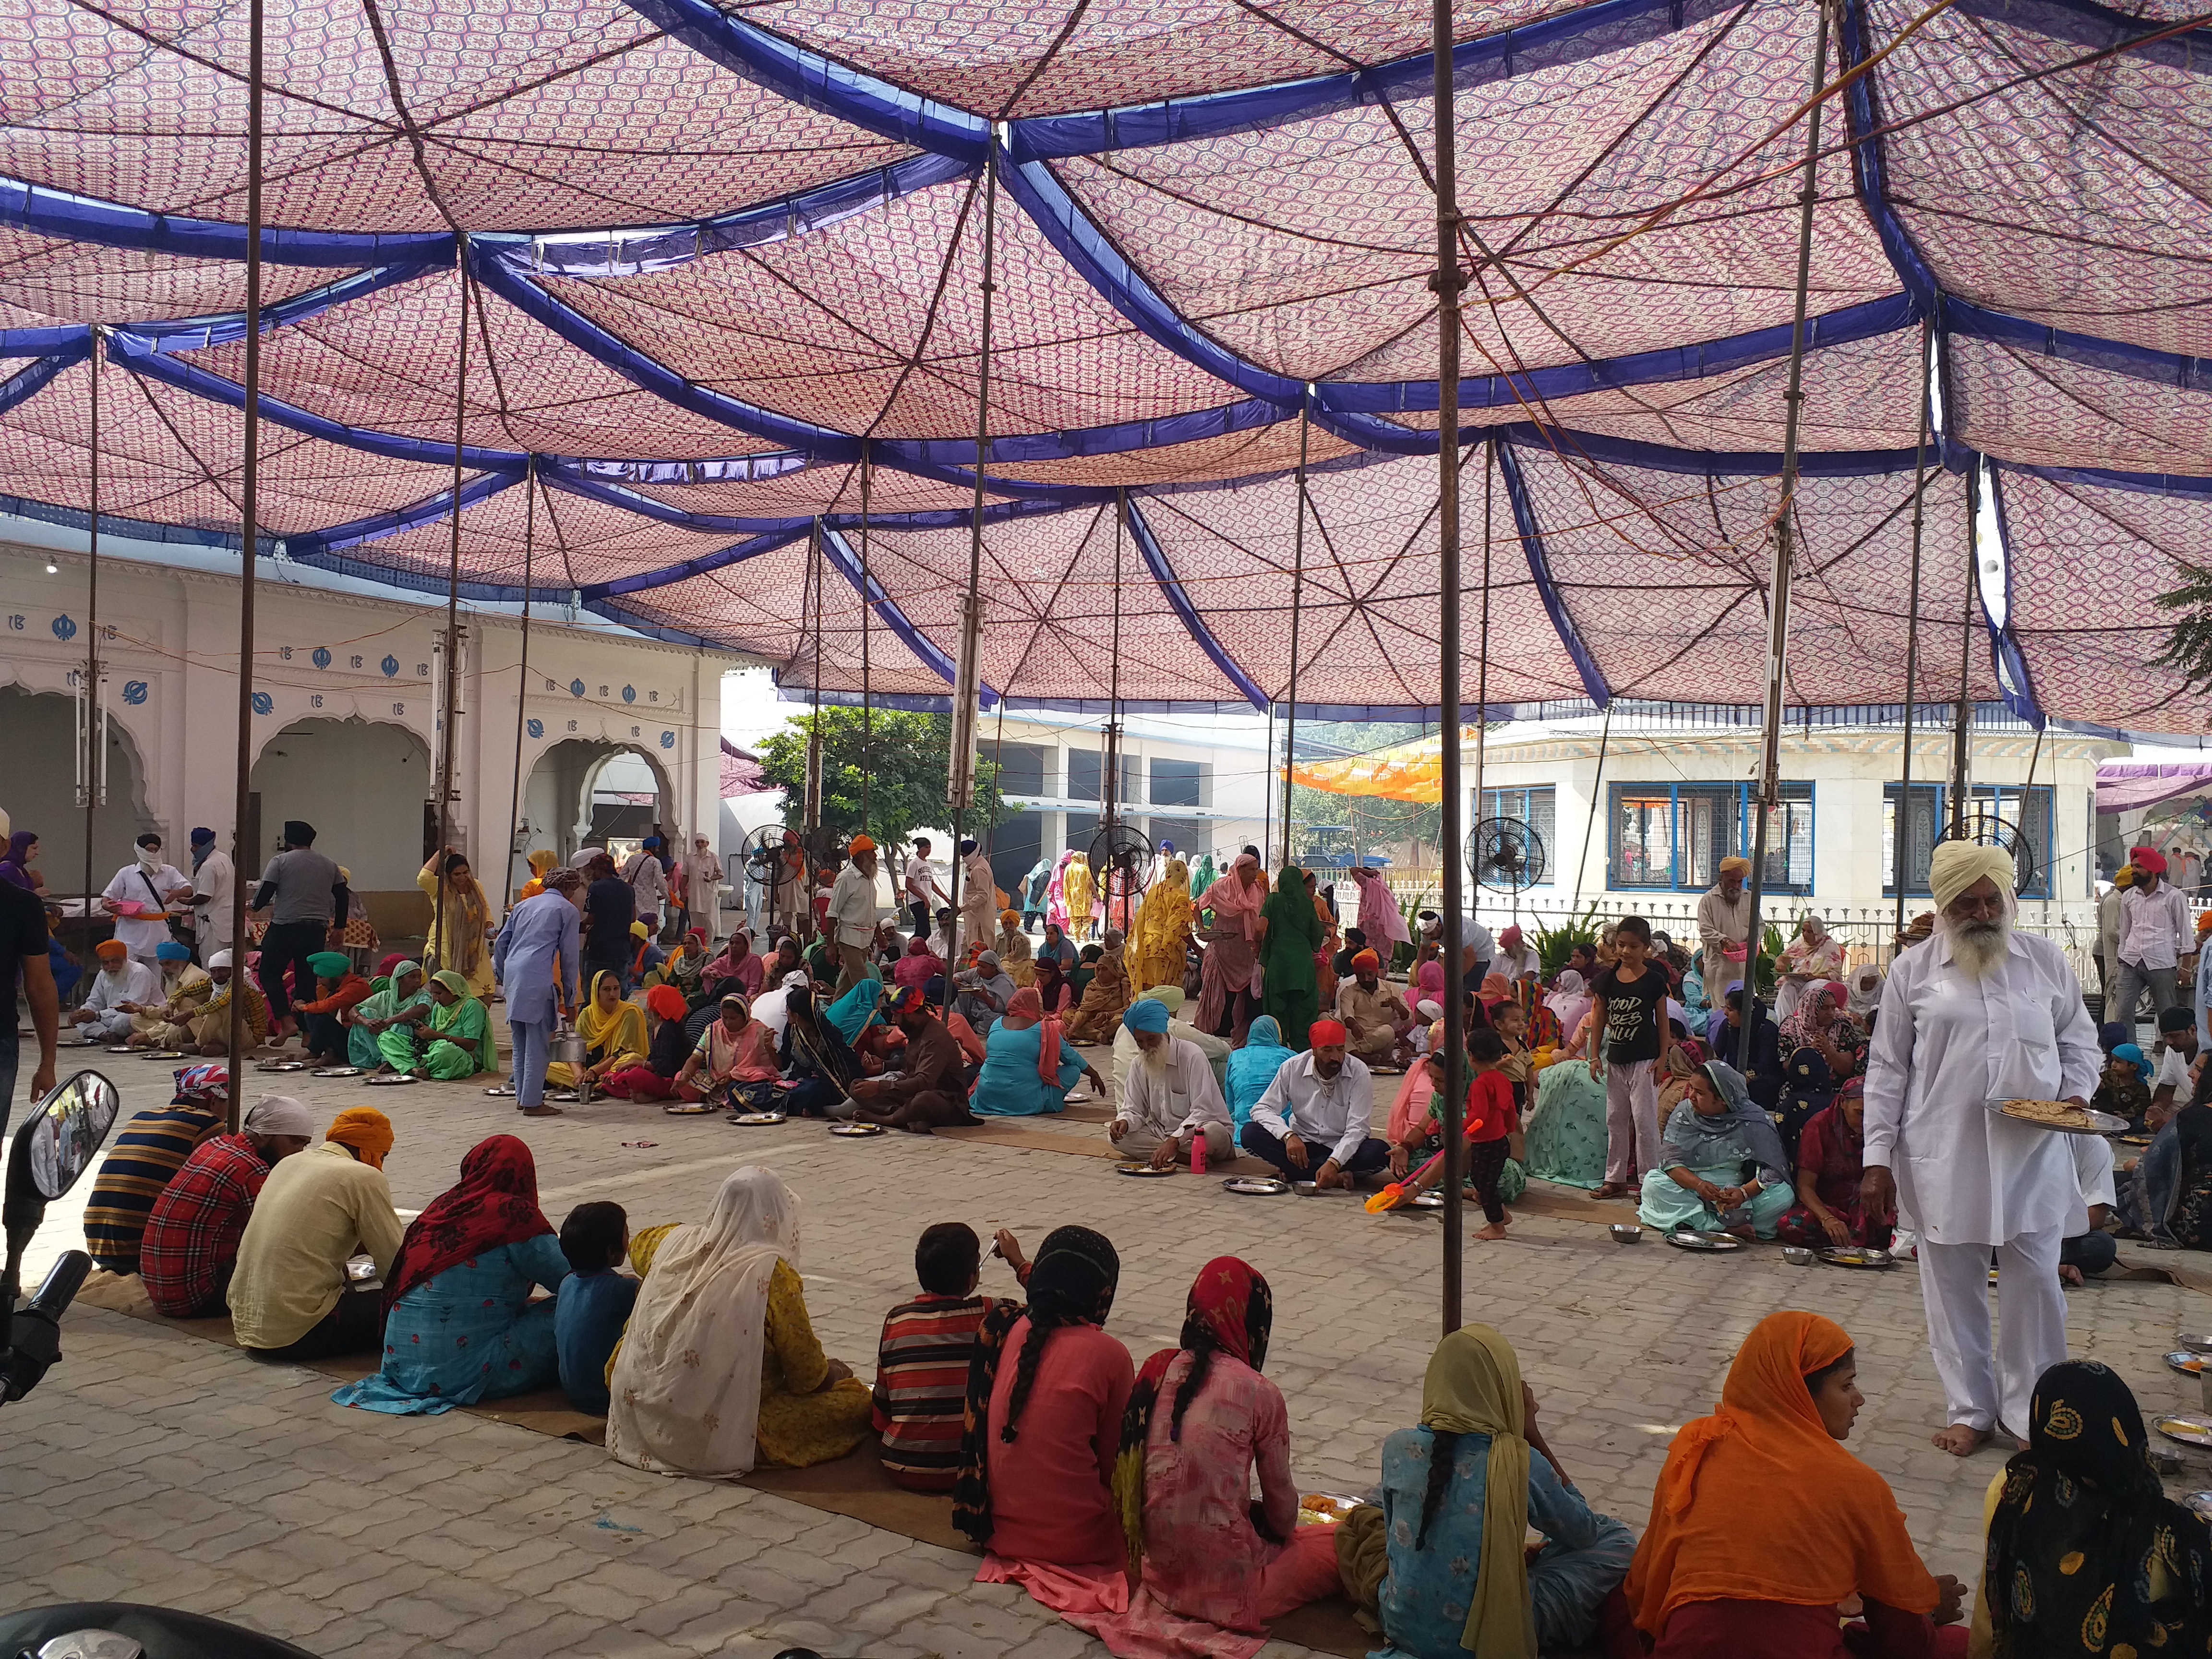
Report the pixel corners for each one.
[1695,855,1754,1003]
[1240,1018,1390,1188]
[827,836,881,995]
[2112,845,2191,1035]
[1111,998,1235,1168]
[1862,842,2101,1455]
[681,834,724,944]
[1335,948,1413,1072]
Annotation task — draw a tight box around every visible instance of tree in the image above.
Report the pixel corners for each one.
[2155,560,2212,694]
[753,708,1018,856]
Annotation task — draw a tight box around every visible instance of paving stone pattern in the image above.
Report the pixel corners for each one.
[5,1051,2209,1656]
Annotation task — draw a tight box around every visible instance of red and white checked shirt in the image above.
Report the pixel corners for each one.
[139,1133,272,1317]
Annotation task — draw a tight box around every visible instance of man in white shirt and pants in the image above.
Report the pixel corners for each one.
[904,838,945,939]
[2112,844,2191,1034]
[1862,841,2101,1455]
[101,833,192,967]
[1239,1018,1392,1188]
[186,827,235,965]
[826,835,881,995]
[1110,998,1235,1167]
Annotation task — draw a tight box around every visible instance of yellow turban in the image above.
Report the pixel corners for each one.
[325,1107,395,1170]
[1929,842,2015,913]
[1717,856,1751,878]
[2115,865,2135,888]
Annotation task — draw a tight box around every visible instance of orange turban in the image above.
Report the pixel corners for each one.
[325,1107,395,1171]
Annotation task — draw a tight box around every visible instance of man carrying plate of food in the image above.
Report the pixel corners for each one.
[1862,841,2101,1458]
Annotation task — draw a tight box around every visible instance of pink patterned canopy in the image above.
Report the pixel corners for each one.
[0,0,2204,733]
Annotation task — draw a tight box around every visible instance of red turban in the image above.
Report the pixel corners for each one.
[1309,1018,1348,1046]
[2132,845,2169,877]
[1350,949,1381,972]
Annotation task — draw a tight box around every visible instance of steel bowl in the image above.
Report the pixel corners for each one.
[1609,1224,1643,1244]
[1782,1246,1816,1265]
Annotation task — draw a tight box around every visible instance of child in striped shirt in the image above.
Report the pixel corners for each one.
[871,1223,1030,1491]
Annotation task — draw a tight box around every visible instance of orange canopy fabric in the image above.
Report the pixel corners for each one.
[1624,1310,1939,1635]
[1286,728,1479,804]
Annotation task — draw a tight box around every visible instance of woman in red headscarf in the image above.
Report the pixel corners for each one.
[1103,1257,1342,1651]
[1625,1310,1967,1656]
[330,1135,567,1416]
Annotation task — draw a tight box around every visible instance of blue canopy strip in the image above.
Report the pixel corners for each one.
[0,488,244,552]
[1320,294,1917,413]
[881,396,1296,466]
[120,264,439,354]
[1121,492,1267,709]
[820,525,999,706]
[1941,297,2212,394]
[1496,437,1611,708]
[109,337,527,470]
[0,346,87,418]
[1973,460,2045,729]
[1009,0,1739,158]
[0,174,452,267]
[542,462,1107,529]
[1496,425,1925,477]
[1953,0,2212,75]
[1987,458,2212,500]
[284,469,526,559]
[507,152,976,278]
[1001,155,1304,406]
[1837,0,1943,313]
[614,0,991,160]
[581,524,814,599]
[0,325,91,356]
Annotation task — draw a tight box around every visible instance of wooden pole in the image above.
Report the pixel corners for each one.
[80,330,101,997]
[945,151,997,962]
[432,246,471,984]
[504,457,537,908]
[1893,321,1932,948]
[1279,393,1310,871]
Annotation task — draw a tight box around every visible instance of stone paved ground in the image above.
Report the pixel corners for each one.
[6,1042,2211,1657]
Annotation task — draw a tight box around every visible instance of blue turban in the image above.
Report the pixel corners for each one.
[2113,1043,2151,1084]
[190,827,215,846]
[1123,998,1171,1035]
[155,940,191,962]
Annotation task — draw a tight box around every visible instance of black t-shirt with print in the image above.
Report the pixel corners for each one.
[1593,963,1670,1064]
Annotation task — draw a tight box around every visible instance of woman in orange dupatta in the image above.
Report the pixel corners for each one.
[1625,1311,1967,1658]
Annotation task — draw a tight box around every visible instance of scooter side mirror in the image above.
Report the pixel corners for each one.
[3,1070,121,1306]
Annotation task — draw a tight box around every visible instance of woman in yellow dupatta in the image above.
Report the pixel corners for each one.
[546,969,648,1089]
[418,849,493,998]
[516,849,557,902]
[1126,857,1193,996]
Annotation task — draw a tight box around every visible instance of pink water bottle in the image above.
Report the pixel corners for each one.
[1190,1132,1206,1176]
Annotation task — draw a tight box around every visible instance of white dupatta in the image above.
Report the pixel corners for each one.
[605,1166,800,1478]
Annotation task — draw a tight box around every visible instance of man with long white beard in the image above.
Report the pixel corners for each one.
[1862,841,2100,1455]
[1108,997,1234,1167]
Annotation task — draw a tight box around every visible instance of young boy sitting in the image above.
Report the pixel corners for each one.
[872,1222,1030,1491]
[553,1201,637,1416]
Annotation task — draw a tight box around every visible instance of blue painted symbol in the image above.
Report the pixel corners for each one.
[251,691,274,715]
[122,680,147,706]
[312,646,331,670]
[569,679,586,698]
[622,685,636,704]
[51,614,75,641]
[381,655,399,678]
[526,719,543,740]
[659,730,675,750]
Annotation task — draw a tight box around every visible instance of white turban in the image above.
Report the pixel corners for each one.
[206,950,233,969]
[1929,842,2015,912]
[243,1094,315,1137]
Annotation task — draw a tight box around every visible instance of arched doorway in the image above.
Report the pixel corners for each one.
[513,739,672,897]
[0,683,157,901]
[247,719,432,902]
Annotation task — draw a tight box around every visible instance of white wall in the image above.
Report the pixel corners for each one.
[248,718,430,890]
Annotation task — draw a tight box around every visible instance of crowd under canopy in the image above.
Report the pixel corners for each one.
[0,0,2200,734]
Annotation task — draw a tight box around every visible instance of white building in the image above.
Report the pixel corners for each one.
[0,540,727,938]
[1443,710,2123,947]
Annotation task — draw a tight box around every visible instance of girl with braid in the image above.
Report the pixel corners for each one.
[952,1227,1131,1584]
[1369,1326,1635,1659]
[1106,1257,1344,1647]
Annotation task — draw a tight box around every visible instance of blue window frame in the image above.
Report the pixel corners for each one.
[1608,782,1815,895]
[1884,783,2054,900]
[1479,786,1556,886]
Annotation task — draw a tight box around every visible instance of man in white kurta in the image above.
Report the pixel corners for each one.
[1862,842,2101,1453]
[102,834,192,966]
[682,835,723,942]
[1110,998,1234,1167]
[186,828,235,964]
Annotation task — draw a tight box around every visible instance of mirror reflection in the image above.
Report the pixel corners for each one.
[25,1072,120,1202]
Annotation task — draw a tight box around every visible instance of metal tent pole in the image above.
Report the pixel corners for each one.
[1432,0,1467,1335]
[1279,393,1311,871]
[79,332,101,989]
[859,445,873,839]
[1109,490,1129,932]
[504,456,537,908]
[224,0,267,1133]
[1470,439,1493,940]
[1950,466,1976,835]
[431,245,471,984]
[1737,0,1831,1080]
[1893,321,1932,950]
[944,147,998,962]
[805,517,824,945]
[1572,705,1613,912]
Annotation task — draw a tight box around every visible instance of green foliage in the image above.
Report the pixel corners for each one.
[1530,905,1604,978]
[1756,923,1785,998]
[1285,720,1443,855]
[754,708,1016,855]
[2155,559,2212,695]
